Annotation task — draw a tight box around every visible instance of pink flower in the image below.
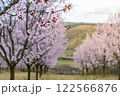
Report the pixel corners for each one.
[53,17,56,19]
[52,17,57,23]
[51,8,55,14]
[65,5,68,8]
[18,14,23,20]
[30,11,36,16]
[35,2,38,4]
[39,17,42,20]
[68,4,72,7]
[68,4,72,10]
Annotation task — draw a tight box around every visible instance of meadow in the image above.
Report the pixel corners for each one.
[57,59,74,67]
[0,58,118,80]
[0,72,117,80]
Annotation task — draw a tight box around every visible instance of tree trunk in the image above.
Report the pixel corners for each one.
[118,61,120,80]
[82,68,84,75]
[103,55,106,78]
[10,66,15,80]
[39,65,43,77]
[0,64,1,73]
[46,67,49,73]
[36,65,39,80]
[102,65,105,78]
[27,65,31,80]
[44,65,47,74]
[93,67,96,75]
[86,68,89,75]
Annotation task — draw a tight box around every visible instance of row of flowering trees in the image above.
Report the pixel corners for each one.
[73,12,120,80]
[0,0,72,80]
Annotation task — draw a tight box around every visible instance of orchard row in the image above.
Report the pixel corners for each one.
[0,0,72,80]
[73,12,120,80]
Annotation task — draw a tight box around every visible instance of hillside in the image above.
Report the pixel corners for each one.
[67,22,79,25]
[64,24,96,57]
[57,23,96,67]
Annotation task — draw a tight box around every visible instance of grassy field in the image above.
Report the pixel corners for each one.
[64,24,95,57]
[0,72,117,80]
[57,59,74,67]
[67,22,79,25]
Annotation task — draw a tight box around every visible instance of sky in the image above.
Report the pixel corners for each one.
[62,0,120,23]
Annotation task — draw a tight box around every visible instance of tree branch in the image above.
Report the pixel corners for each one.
[0,0,20,16]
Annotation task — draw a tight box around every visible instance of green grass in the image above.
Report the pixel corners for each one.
[0,72,118,80]
[63,50,74,57]
[64,25,95,57]
[40,74,117,80]
[67,22,79,25]
[57,59,74,67]
[57,59,74,64]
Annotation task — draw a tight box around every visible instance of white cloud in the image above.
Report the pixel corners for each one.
[62,0,120,23]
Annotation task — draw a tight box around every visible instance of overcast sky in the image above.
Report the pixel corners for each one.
[62,0,120,23]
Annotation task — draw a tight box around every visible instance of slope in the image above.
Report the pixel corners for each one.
[64,24,95,57]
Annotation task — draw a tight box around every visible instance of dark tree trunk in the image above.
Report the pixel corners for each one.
[39,65,43,77]
[82,68,84,75]
[86,68,89,73]
[102,64,105,78]
[86,68,89,75]
[0,64,1,73]
[118,61,120,80]
[46,67,49,73]
[27,65,31,80]
[44,65,47,74]
[103,55,106,78]
[93,67,96,75]
[36,65,39,80]
[85,65,88,75]
[10,66,15,80]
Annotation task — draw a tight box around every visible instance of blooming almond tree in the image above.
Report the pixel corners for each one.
[100,13,120,80]
[17,16,68,80]
[73,45,87,75]
[81,34,99,75]
[0,0,72,80]
[34,18,68,80]
[43,19,68,68]
[73,26,114,76]
[73,34,97,75]
[0,0,72,16]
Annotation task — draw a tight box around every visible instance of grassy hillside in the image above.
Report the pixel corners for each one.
[65,24,96,57]
[57,23,96,67]
[67,22,79,25]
